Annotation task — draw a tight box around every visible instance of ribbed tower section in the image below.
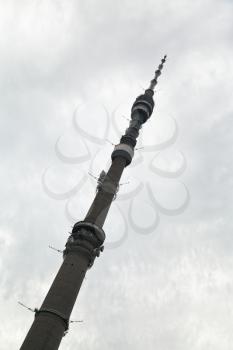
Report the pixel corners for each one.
[20,56,167,350]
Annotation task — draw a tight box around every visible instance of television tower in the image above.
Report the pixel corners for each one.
[20,56,167,350]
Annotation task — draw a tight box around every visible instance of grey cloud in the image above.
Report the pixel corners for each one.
[1,0,233,349]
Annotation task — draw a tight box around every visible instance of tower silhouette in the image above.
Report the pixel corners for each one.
[20,56,167,350]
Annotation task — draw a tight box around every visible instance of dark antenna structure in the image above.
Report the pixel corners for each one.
[20,56,167,350]
[49,245,63,254]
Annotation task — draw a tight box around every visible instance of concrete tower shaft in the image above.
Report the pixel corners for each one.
[20,56,166,350]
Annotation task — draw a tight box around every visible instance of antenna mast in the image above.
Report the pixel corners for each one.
[20,57,167,350]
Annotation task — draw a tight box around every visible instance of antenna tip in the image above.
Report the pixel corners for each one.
[162,55,167,63]
[147,55,167,91]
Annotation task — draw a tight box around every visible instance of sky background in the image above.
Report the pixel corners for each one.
[0,0,233,349]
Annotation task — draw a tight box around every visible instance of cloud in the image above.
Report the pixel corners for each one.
[0,0,233,349]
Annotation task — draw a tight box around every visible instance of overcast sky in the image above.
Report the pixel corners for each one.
[1,0,233,349]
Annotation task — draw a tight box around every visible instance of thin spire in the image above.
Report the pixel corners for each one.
[147,55,167,91]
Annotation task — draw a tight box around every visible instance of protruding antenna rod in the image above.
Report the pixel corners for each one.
[147,55,167,92]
